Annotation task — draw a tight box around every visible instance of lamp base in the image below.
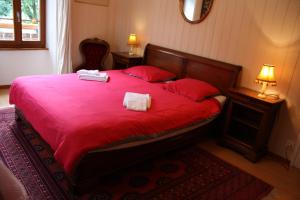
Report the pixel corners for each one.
[257,93,266,99]
[129,45,135,56]
[264,90,280,100]
[257,81,268,99]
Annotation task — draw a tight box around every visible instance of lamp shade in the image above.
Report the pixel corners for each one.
[256,64,276,86]
[128,34,137,45]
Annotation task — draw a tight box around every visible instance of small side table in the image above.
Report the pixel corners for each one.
[111,52,143,69]
[220,87,284,162]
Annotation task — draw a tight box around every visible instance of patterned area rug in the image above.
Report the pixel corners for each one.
[0,108,273,200]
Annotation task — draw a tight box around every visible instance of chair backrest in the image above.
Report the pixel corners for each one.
[75,38,110,71]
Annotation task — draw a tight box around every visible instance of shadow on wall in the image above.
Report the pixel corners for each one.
[249,23,300,99]
[269,101,300,164]
[243,0,300,95]
[249,0,300,49]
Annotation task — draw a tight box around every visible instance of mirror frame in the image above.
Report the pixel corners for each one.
[179,0,214,24]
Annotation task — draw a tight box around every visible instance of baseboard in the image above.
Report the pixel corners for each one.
[267,151,290,167]
[0,85,10,89]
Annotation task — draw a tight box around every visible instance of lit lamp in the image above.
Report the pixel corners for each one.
[127,34,137,55]
[255,64,277,98]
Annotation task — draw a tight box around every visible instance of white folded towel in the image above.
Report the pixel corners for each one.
[126,98,148,111]
[79,75,108,82]
[78,71,109,82]
[123,92,151,111]
[77,69,100,75]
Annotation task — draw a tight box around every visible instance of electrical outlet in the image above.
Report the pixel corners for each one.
[285,140,295,151]
[285,140,295,162]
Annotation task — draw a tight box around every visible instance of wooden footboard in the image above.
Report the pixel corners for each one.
[73,121,217,193]
[15,108,218,194]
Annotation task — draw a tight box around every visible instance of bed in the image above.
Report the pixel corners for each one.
[10,44,242,193]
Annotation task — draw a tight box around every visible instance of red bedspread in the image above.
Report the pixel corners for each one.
[9,70,220,174]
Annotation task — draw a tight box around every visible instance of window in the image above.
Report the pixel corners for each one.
[0,0,45,48]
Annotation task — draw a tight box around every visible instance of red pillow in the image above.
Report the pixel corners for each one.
[163,78,220,101]
[123,65,176,82]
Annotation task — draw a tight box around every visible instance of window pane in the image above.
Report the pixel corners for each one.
[0,0,14,41]
[21,0,40,41]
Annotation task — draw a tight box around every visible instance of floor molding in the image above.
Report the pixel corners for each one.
[267,151,291,169]
[0,85,10,89]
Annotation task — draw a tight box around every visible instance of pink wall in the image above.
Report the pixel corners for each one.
[108,0,300,167]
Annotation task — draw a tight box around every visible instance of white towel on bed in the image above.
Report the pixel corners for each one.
[123,92,151,111]
[78,71,109,82]
[126,98,148,111]
[77,69,100,75]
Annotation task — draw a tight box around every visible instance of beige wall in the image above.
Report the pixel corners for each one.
[108,0,300,164]
[71,1,110,68]
[0,50,53,85]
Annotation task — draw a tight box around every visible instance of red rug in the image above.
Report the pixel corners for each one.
[0,108,273,200]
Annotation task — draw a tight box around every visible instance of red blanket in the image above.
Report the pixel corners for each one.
[9,70,220,174]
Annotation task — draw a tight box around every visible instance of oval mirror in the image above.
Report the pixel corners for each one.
[179,0,214,24]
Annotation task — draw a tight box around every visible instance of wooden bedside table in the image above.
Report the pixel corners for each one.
[111,52,143,69]
[220,87,284,162]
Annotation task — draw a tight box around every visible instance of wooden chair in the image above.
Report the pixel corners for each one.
[74,38,110,72]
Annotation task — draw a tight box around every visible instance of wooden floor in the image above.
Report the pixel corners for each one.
[1,88,300,199]
[199,141,300,200]
[0,88,9,108]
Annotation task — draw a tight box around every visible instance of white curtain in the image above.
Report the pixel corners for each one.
[55,0,72,74]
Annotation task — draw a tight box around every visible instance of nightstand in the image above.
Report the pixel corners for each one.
[221,87,284,162]
[111,52,143,69]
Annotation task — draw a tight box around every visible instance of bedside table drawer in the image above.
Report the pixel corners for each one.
[128,58,143,65]
[112,52,143,69]
[116,57,129,64]
[230,94,272,111]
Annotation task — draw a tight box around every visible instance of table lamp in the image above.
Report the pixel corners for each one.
[255,64,277,98]
[128,34,137,56]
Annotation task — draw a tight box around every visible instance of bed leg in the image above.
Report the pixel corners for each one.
[15,110,21,122]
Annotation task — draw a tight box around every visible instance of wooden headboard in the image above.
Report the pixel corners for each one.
[143,44,242,94]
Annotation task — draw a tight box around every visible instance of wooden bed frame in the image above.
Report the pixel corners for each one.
[16,44,242,194]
